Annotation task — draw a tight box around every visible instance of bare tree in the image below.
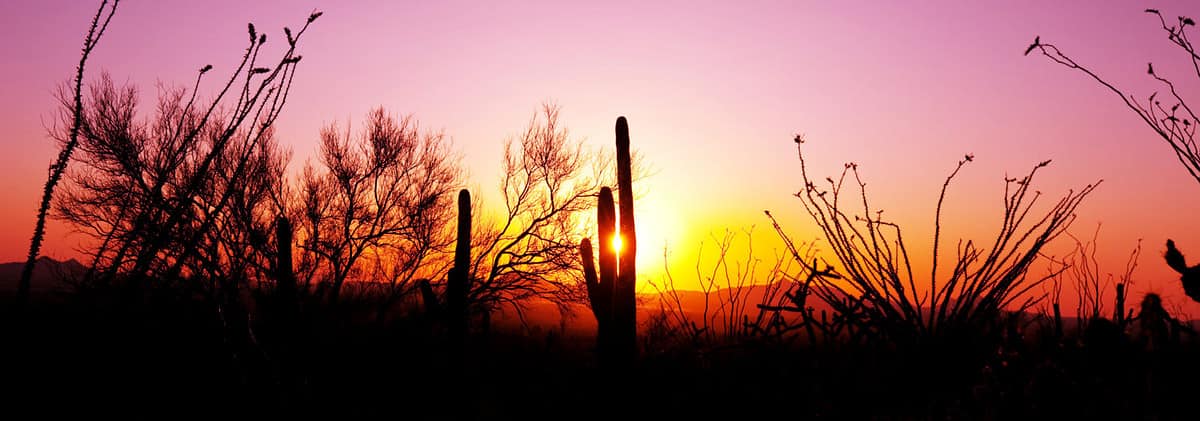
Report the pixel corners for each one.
[52,11,321,292]
[122,14,318,288]
[297,108,460,305]
[463,104,617,324]
[19,0,119,308]
[182,126,291,289]
[56,75,293,291]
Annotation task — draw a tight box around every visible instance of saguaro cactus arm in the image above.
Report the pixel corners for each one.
[1166,239,1189,273]
[597,187,617,312]
[275,215,296,298]
[583,187,617,360]
[579,238,600,318]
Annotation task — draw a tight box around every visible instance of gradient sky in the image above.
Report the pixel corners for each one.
[3,0,1199,314]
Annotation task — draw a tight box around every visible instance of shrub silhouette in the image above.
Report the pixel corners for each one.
[770,135,1100,359]
[1135,293,1171,350]
[48,10,321,296]
[1042,227,1142,335]
[646,228,817,348]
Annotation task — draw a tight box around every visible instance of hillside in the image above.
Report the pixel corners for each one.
[0,257,85,293]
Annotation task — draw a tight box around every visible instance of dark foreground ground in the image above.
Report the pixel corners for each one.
[5,289,1200,420]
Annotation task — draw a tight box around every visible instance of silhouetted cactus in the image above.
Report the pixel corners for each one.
[1164,239,1200,303]
[580,188,616,361]
[418,279,442,319]
[446,189,472,345]
[1113,282,1127,327]
[579,116,637,367]
[1052,302,1064,339]
[275,215,296,301]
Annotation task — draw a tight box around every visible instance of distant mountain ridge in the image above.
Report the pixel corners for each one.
[9,259,1188,330]
[0,257,86,293]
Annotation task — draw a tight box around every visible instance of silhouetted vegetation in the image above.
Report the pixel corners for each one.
[1030,7,1200,305]
[464,104,617,318]
[11,2,1200,420]
[773,136,1098,345]
[297,107,459,306]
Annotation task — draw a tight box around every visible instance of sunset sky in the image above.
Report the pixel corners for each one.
[2,0,1199,313]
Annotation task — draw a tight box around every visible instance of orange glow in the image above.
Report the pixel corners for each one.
[612,234,624,254]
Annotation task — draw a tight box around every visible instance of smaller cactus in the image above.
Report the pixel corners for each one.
[1113,283,1126,327]
[275,215,296,300]
[1165,239,1200,303]
[414,190,470,347]
[1051,302,1063,339]
[580,188,617,361]
[417,279,441,318]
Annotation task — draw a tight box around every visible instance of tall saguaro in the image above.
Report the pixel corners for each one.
[612,117,637,364]
[580,116,637,367]
[275,216,296,301]
[447,189,472,346]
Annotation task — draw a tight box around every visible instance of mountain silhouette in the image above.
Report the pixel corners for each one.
[0,257,85,294]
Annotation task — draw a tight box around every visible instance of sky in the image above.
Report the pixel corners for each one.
[2,0,1199,314]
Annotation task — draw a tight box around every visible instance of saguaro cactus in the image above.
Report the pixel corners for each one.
[613,116,637,363]
[580,188,617,360]
[447,189,472,344]
[579,116,637,366]
[1113,283,1127,327]
[275,215,296,301]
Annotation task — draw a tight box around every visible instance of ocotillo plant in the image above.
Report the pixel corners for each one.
[446,189,472,345]
[20,0,119,309]
[579,116,637,367]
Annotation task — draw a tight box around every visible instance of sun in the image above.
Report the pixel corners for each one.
[612,234,624,253]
